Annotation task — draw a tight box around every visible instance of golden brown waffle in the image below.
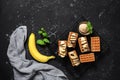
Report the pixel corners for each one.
[68,50,80,66]
[91,37,100,52]
[58,40,67,58]
[79,53,95,63]
[67,32,78,48]
[78,37,90,53]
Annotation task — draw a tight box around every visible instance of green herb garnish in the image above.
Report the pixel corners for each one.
[87,21,93,34]
[37,39,46,45]
[37,27,50,46]
[38,31,43,34]
[43,38,50,43]
[42,32,48,38]
[40,28,45,32]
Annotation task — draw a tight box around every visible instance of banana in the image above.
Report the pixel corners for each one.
[28,33,55,62]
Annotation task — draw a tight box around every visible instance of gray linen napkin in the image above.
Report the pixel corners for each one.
[7,26,68,80]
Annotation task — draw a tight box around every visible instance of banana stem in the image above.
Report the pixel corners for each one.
[48,56,55,59]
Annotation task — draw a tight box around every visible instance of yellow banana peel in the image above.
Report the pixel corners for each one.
[28,33,55,63]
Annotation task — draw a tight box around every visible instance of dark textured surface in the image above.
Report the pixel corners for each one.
[0,0,120,80]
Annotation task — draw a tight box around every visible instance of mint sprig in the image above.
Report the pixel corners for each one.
[43,38,50,43]
[37,39,46,45]
[42,32,48,38]
[87,21,93,34]
[38,31,43,34]
[37,27,50,46]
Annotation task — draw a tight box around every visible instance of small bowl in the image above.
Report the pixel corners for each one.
[78,21,91,35]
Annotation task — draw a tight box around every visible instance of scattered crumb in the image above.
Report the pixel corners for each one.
[17,10,19,14]
[74,14,77,18]
[5,34,9,37]
[70,3,74,7]
[73,0,77,2]
[17,15,20,18]
[5,61,9,64]
[20,4,23,7]
[99,9,105,19]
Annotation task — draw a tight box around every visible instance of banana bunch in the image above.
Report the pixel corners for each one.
[28,33,55,63]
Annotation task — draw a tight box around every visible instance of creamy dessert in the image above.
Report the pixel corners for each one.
[79,21,93,35]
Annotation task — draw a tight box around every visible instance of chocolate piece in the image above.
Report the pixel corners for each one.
[79,53,95,63]
[67,32,78,48]
[58,40,67,58]
[68,50,80,66]
[78,37,90,53]
[91,37,100,52]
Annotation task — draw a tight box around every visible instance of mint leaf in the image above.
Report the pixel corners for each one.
[43,38,50,43]
[42,32,48,38]
[87,21,93,34]
[37,39,46,45]
[40,28,45,32]
[38,31,43,34]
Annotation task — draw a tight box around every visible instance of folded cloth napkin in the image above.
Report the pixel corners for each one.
[7,26,68,80]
